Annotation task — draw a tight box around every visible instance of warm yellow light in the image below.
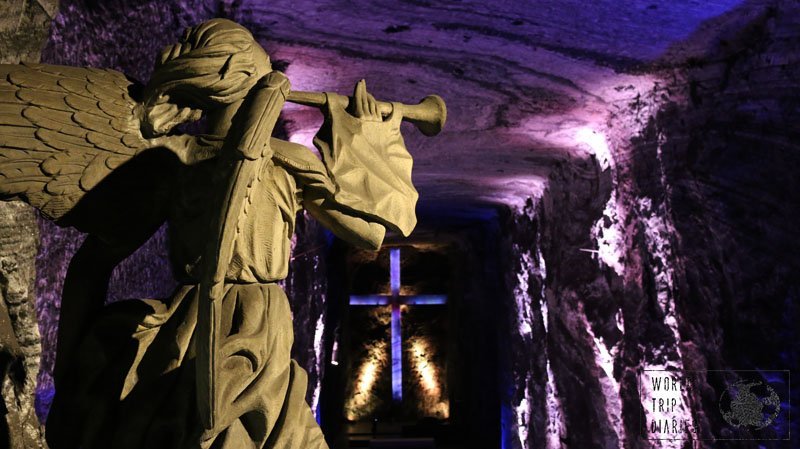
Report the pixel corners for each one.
[345,340,387,420]
[408,336,449,419]
[411,339,439,396]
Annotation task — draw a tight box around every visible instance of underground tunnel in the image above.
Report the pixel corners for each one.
[0,1,797,448]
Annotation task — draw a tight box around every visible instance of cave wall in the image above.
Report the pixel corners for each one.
[503,1,798,448]
[282,212,331,410]
[501,158,614,449]
[0,202,45,449]
[0,1,57,447]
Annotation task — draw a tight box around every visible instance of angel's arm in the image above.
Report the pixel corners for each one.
[54,235,132,386]
[307,80,418,238]
[54,186,169,388]
[303,188,385,250]
[270,136,388,250]
[273,81,417,249]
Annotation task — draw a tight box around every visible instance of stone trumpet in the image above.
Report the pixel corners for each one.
[287,90,447,136]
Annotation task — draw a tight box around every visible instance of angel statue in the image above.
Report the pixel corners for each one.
[0,18,445,449]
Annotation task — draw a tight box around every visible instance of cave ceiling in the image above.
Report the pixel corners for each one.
[233,0,750,222]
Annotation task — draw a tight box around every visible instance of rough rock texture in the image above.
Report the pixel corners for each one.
[0,0,57,63]
[0,203,46,448]
[283,212,331,410]
[501,159,614,449]
[502,2,798,448]
[0,1,56,447]
[222,0,763,216]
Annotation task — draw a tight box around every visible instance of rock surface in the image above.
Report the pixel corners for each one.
[501,2,799,448]
[0,1,56,447]
[0,202,45,448]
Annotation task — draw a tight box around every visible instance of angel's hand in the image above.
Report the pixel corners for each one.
[151,134,222,165]
[350,79,382,122]
[258,70,291,98]
[236,70,291,160]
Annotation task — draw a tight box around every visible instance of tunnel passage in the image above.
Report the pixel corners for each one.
[319,206,509,449]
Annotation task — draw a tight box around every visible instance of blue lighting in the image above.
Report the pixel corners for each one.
[391,302,402,401]
[390,248,400,295]
[348,247,448,405]
[349,295,390,305]
[390,248,402,401]
[406,295,447,305]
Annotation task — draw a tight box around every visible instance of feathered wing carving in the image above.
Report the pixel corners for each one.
[0,62,151,223]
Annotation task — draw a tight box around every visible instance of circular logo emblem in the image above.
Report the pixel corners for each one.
[719,380,781,430]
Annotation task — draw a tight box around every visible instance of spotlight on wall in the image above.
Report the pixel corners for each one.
[574,127,612,170]
[345,340,388,421]
[331,337,340,366]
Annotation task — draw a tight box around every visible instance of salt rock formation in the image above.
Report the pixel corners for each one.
[0,1,56,447]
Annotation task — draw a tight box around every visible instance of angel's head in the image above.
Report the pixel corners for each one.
[142,18,272,137]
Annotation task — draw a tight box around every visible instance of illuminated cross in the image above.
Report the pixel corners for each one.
[349,248,447,403]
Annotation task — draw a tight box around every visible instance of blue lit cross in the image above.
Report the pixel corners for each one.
[349,248,447,403]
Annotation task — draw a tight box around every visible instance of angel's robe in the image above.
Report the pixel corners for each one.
[46,99,417,449]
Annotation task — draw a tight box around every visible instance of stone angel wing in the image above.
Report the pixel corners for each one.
[0,62,154,225]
